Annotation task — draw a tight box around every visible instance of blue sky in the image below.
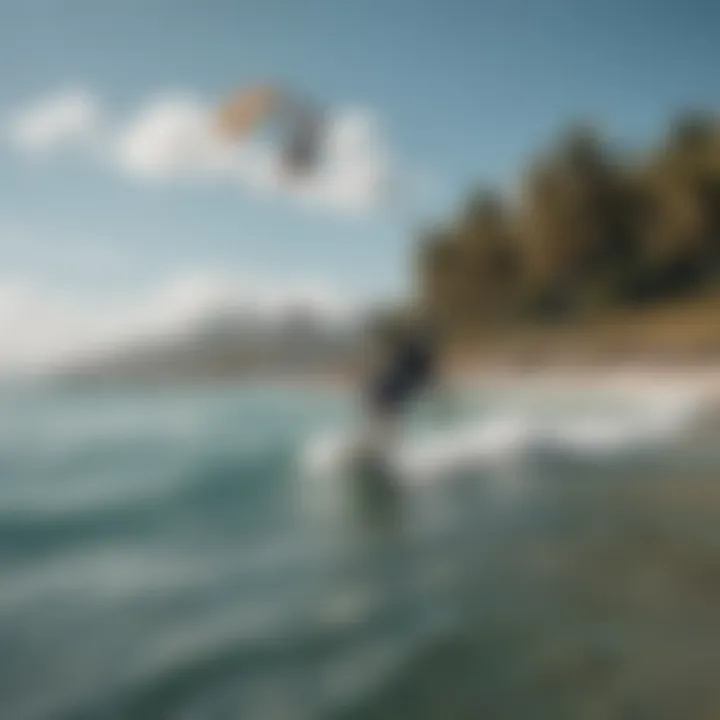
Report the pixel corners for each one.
[2,0,720,303]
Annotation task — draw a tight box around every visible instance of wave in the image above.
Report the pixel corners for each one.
[301,389,702,487]
[0,381,711,719]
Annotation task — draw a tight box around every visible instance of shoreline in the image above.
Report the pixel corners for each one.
[38,353,720,407]
[440,357,720,436]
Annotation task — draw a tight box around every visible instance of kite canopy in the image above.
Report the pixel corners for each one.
[217,84,279,138]
[216,84,325,175]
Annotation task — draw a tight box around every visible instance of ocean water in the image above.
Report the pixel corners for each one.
[1,378,719,720]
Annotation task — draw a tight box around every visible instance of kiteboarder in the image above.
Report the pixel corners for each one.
[359,315,439,455]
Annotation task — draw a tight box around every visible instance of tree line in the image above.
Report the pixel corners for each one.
[416,115,720,339]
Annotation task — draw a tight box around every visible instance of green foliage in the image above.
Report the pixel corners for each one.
[417,115,720,338]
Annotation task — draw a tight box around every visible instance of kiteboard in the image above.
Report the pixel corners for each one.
[299,427,406,528]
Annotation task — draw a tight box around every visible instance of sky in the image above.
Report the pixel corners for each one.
[1,0,719,367]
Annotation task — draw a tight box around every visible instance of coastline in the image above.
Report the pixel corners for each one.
[445,357,720,393]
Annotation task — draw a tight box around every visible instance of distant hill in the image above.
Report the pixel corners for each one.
[56,304,363,385]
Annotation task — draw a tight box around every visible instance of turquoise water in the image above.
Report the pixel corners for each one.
[1,380,718,719]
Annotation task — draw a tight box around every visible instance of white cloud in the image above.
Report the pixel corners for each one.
[111,95,229,181]
[7,89,101,153]
[5,87,397,213]
[0,269,363,373]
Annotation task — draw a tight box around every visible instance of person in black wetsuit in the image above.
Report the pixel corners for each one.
[353,318,438,525]
[363,317,438,428]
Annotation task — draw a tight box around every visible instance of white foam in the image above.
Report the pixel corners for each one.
[300,388,702,489]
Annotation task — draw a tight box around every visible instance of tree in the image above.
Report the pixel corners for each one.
[415,112,720,341]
